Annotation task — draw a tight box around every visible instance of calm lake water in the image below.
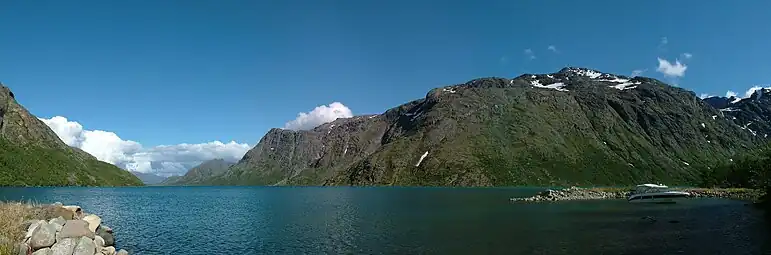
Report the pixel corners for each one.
[1,186,770,255]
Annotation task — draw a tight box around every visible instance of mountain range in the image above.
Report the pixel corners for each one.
[0,83,143,186]
[167,67,768,187]
[3,67,770,187]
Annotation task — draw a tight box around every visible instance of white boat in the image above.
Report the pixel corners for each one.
[627,184,690,203]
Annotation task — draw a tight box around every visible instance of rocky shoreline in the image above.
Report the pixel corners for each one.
[510,186,764,202]
[13,203,129,255]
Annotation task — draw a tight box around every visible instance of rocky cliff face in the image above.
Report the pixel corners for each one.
[163,159,234,185]
[206,68,767,186]
[703,88,771,140]
[0,83,143,186]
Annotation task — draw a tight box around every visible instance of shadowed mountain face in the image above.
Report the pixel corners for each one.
[0,84,143,186]
[162,159,234,185]
[201,67,767,187]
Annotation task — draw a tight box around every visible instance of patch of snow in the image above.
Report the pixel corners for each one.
[628,163,634,167]
[571,69,603,78]
[442,87,457,93]
[712,115,717,120]
[682,161,690,166]
[509,79,514,85]
[729,158,733,162]
[731,97,742,104]
[530,80,568,92]
[415,151,429,167]
[598,77,630,83]
[343,146,348,155]
[720,108,741,112]
[410,112,423,121]
[609,82,641,90]
[270,147,275,151]
[369,115,377,119]
[603,141,607,145]
[765,134,768,138]
[700,123,706,128]
[707,140,711,143]
[547,75,554,79]
[732,116,737,120]
[530,75,537,79]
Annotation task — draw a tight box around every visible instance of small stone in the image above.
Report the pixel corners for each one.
[50,238,77,255]
[57,220,94,241]
[116,249,128,255]
[82,215,102,232]
[72,236,96,255]
[61,206,83,219]
[100,246,116,255]
[30,223,57,250]
[94,235,105,247]
[31,247,53,255]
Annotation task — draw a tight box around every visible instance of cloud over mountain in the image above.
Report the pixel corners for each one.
[39,116,250,176]
[283,102,353,131]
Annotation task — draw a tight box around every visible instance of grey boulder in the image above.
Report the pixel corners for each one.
[72,236,96,255]
[24,220,46,240]
[50,238,77,255]
[31,248,53,255]
[94,235,105,247]
[29,223,57,250]
[117,249,128,255]
[57,220,94,241]
[48,216,66,232]
[96,225,114,246]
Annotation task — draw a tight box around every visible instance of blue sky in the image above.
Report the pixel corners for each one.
[1,0,770,175]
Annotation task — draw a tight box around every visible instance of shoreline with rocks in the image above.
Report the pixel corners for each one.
[510,186,764,202]
[2,202,129,255]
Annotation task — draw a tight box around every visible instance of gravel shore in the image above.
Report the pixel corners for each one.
[510,186,764,202]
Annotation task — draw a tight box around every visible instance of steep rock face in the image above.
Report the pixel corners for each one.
[704,88,771,140]
[208,68,766,186]
[163,159,234,185]
[0,84,143,186]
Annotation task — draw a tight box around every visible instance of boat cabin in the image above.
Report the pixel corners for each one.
[630,184,670,194]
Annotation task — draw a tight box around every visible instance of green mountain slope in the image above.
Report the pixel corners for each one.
[0,84,143,186]
[206,67,766,187]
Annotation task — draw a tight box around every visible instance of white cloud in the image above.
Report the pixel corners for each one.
[656,58,687,77]
[547,45,558,53]
[726,91,737,98]
[39,116,250,176]
[699,93,712,99]
[682,53,693,59]
[631,69,646,77]
[744,86,764,98]
[283,102,353,131]
[524,49,536,60]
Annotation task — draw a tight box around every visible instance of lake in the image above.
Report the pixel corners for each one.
[1,186,770,254]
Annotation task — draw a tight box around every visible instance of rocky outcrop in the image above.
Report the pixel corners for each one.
[15,203,129,255]
[703,88,771,140]
[0,84,143,187]
[204,67,768,187]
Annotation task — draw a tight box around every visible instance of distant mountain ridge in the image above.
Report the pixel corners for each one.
[162,159,234,185]
[195,67,768,187]
[0,83,143,186]
[130,171,167,185]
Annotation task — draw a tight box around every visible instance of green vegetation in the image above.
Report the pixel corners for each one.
[0,138,143,186]
[699,143,771,209]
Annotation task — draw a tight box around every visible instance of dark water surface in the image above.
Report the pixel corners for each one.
[1,186,770,255]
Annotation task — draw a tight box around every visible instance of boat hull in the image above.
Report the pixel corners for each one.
[628,192,690,203]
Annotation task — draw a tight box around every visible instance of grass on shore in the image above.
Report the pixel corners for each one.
[0,201,72,255]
